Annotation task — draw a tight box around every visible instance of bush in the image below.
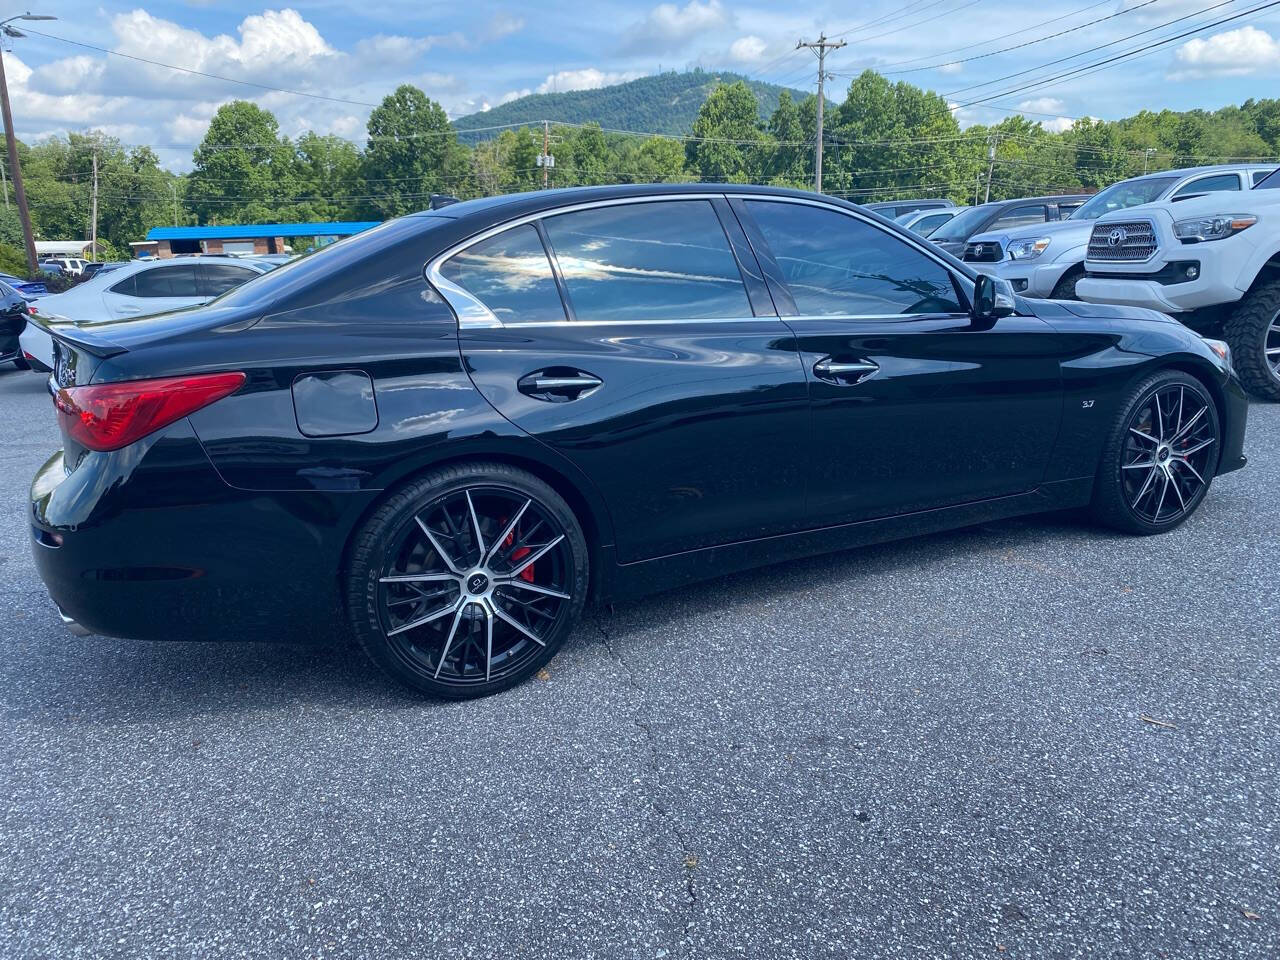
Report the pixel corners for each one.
[0,241,26,277]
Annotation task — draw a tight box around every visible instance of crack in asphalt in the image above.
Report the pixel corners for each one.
[592,614,700,927]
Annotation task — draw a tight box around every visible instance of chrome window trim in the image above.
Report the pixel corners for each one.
[427,194,729,329]
[426,190,976,328]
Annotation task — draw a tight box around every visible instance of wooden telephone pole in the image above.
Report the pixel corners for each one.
[796,33,845,194]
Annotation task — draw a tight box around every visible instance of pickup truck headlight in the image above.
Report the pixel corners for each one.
[1173,214,1256,243]
[1007,237,1051,260]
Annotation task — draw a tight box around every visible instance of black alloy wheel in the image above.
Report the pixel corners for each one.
[347,463,588,698]
[1092,370,1220,534]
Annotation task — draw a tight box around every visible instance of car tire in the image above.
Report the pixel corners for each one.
[12,355,29,370]
[346,462,589,699]
[1049,267,1082,301]
[1091,369,1220,535]
[1222,278,1280,402]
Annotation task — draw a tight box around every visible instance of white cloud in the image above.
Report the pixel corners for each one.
[1018,97,1066,114]
[486,13,525,40]
[620,0,729,55]
[536,68,644,94]
[728,35,768,64]
[1170,26,1280,79]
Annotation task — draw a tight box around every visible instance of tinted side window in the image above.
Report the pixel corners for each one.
[440,224,566,325]
[132,264,200,298]
[108,274,137,297]
[745,201,962,316]
[1173,173,1242,198]
[201,263,260,296]
[1253,169,1275,187]
[994,204,1050,228]
[542,200,751,322]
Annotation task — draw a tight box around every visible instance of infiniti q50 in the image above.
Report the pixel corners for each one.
[29,185,1247,698]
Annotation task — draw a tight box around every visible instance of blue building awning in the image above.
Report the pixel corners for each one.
[146,221,379,241]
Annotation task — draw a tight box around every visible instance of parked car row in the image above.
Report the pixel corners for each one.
[896,162,1280,399]
[13,255,282,370]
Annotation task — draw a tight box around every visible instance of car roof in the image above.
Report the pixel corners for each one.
[412,182,880,225]
[1123,162,1273,182]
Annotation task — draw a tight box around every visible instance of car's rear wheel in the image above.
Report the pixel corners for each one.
[1222,278,1280,401]
[1091,369,1220,535]
[346,463,589,699]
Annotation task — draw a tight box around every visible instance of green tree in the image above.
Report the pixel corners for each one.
[187,101,298,223]
[688,81,765,183]
[361,85,465,216]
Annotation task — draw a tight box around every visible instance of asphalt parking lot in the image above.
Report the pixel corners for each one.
[0,365,1276,960]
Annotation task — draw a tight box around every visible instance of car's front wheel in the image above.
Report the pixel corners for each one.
[346,463,589,699]
[1091,369,1220,535]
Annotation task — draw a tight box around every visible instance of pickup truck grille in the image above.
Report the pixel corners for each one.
[962,241,1003,263]
[1088,220,1157,261]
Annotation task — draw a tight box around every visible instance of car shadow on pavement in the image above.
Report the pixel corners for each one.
[12,510,1100,716]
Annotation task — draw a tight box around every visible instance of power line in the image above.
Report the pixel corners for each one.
[944,0,1239,99]
[956,0,1280,106]
[869,0,1117,70]
[23,27,380,107]
[868,0,1162,76]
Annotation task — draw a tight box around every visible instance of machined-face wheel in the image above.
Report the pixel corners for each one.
[377,485,576,689]
[1121,382,1217,525]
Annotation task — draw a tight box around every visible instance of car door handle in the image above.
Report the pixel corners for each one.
[517,371,603,401]
[813,357,879,384]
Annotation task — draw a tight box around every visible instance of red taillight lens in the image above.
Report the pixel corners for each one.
[54,372,246,452]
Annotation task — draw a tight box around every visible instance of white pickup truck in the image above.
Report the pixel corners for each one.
[1077,165,1280,399]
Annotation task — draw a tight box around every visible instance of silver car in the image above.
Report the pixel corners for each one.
[962,164,1276,299]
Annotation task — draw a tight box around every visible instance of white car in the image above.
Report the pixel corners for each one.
[43,257,91,276]
[894,207,964,237]
[1077,166,1280,399]
[963,164,1274,300]
[20,256,273,370]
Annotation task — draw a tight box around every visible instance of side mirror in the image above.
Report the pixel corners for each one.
[972,273,1017,320]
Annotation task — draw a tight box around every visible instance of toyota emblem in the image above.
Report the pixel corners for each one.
[1106,226,1128,247]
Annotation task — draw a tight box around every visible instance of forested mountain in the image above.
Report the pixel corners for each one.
[453,70,806,139]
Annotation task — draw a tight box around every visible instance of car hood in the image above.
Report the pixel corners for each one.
[1094,188,1280,223]
[1030,297,1176,325]
[967,217,1092,250]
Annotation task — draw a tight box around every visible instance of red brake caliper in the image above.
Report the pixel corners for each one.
[502,529,536,582]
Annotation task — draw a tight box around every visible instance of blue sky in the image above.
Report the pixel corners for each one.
[4,0,1279,170]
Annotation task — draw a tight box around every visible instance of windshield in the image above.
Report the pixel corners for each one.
[929,204,996,242]
[1255,167,1280,189]
[1069,176,1178,220]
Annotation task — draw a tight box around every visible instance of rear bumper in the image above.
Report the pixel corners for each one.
[30,422,374,643]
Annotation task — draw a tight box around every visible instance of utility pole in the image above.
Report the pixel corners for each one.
[0,144,8,210]
[170,181,178,225]
[797,33,845,194]
[1143,147,1156,174]
[0,47,37,273]
[90,146,98,260]
[983,135,998,204]
[539,120,553,189]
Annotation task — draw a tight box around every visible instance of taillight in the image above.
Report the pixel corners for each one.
[53,372,246,452]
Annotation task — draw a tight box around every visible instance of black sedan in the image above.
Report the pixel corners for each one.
[29,184,1247,699]
[0,278,33,369]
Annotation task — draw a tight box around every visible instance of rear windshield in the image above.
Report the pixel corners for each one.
[1069,176,1178,219]
[207,215,448,310]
